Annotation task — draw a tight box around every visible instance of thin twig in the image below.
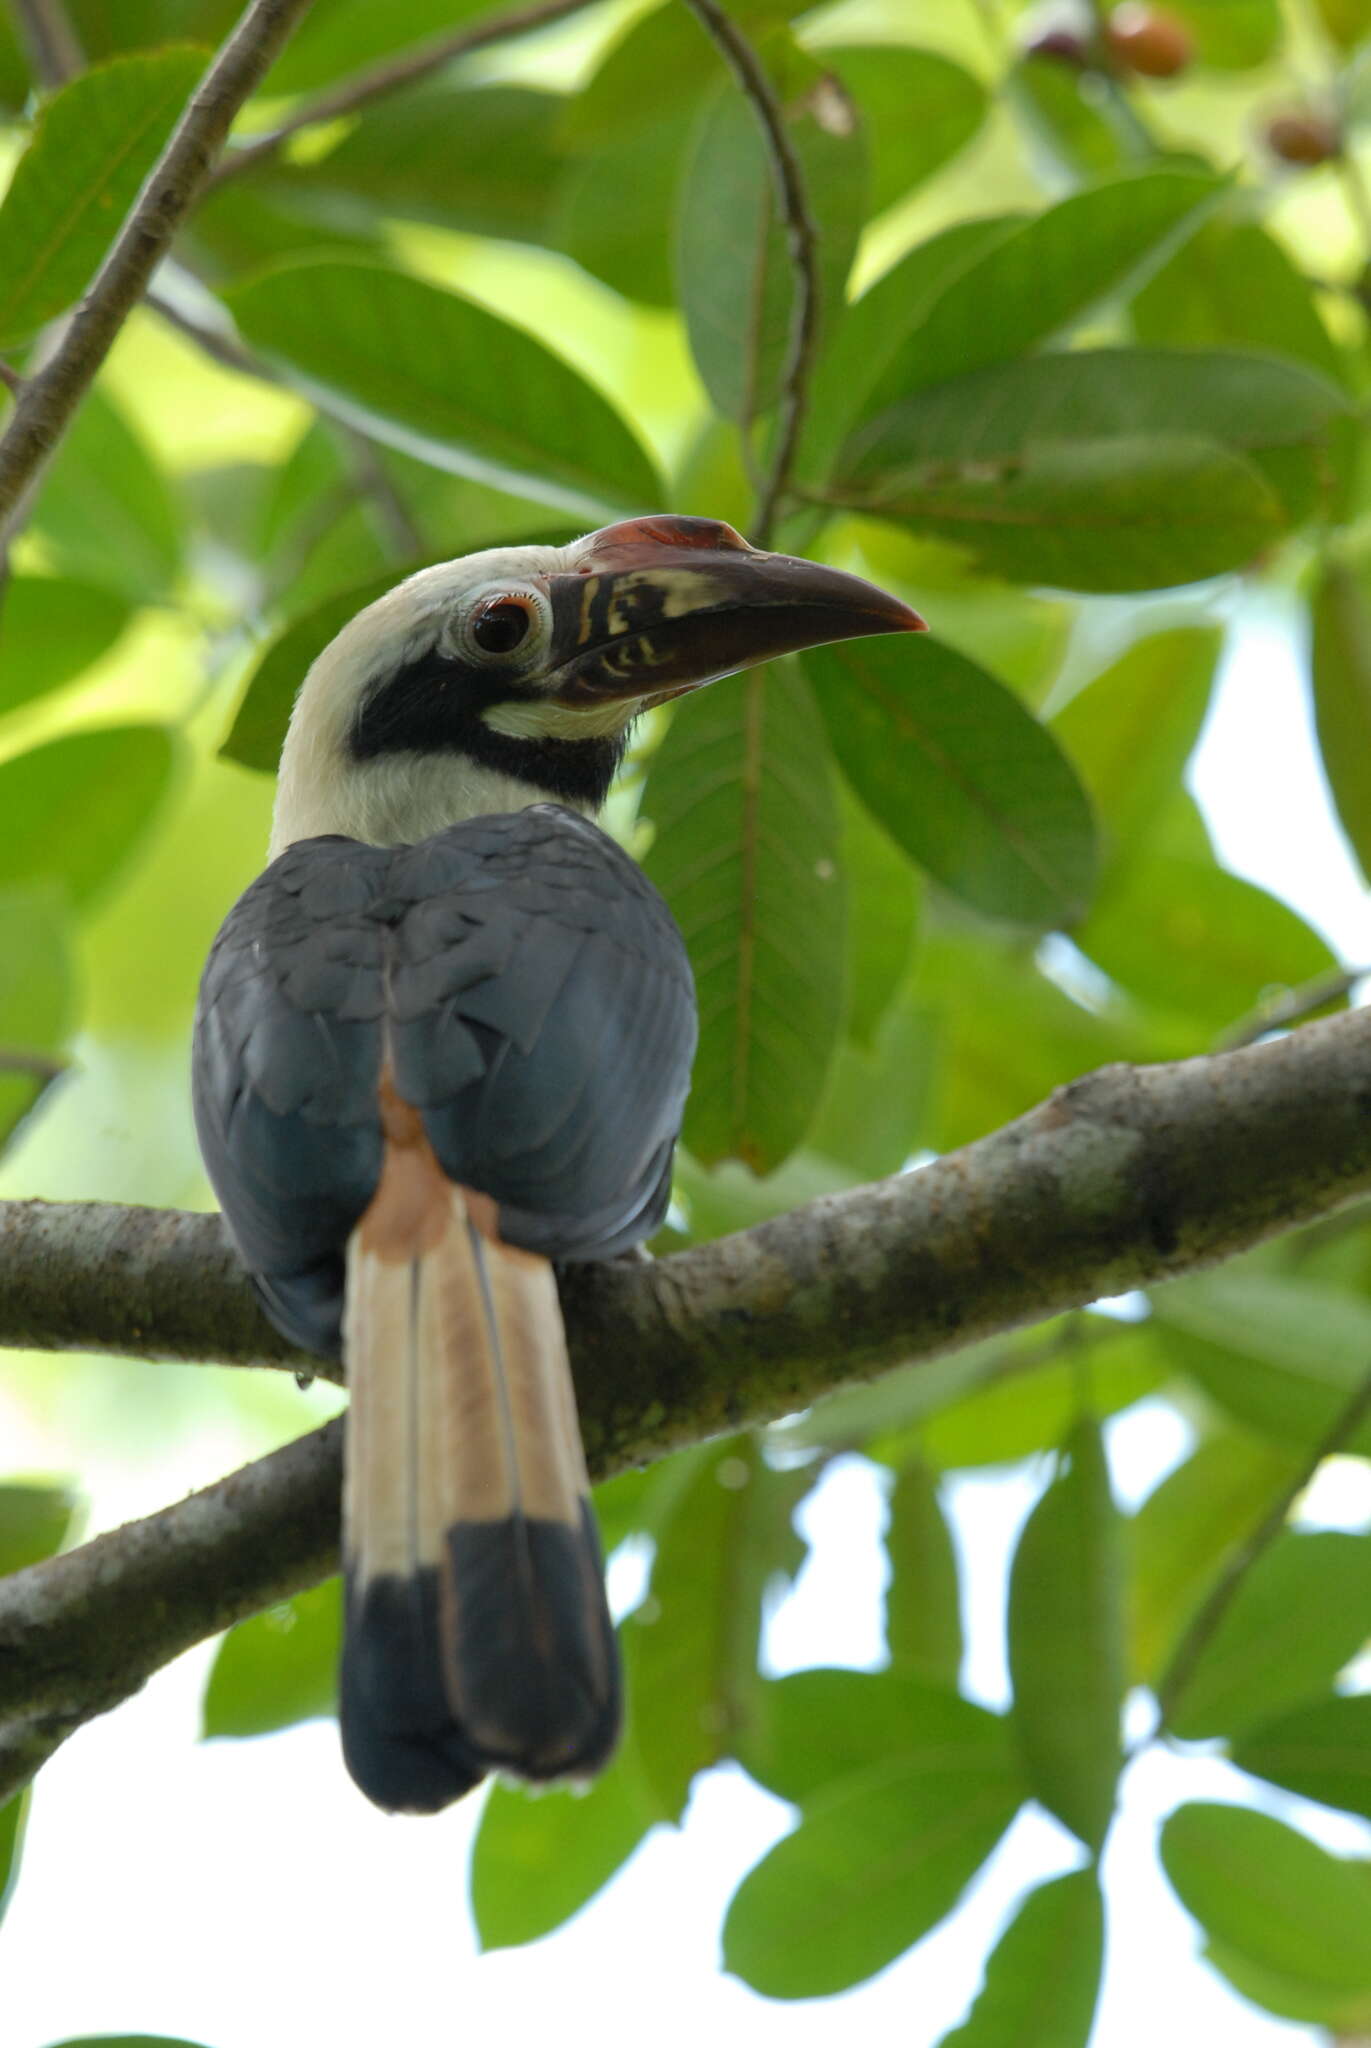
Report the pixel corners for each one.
[1155,1361,1371,1731]
[0,0,318,530]
[0,361,23,397]
[9,0,84,89]
[1214,965,1369,1052]
[678,0,822,547]
[146,286,276,383]
[334,424,425,560]
[206,0,598,191]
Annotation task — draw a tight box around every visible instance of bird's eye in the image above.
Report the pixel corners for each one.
[471,597,533,655]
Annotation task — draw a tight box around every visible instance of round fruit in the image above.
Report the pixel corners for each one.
[1264,109,1341,166]
[1106,4,1194,78]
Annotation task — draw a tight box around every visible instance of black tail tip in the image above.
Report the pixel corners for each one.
[340,1507,621,1815]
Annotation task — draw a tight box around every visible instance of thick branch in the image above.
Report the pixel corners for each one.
[4,1004,1371,1794]
[206,0,598,190]
[678,0,821,546]
[0,0,316,524]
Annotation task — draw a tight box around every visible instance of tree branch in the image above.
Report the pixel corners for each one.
[5,1003,1371,1797]
[205,0,599,191]
[678,0,822,547]
[0,0,317,526]
[9,0,84,89]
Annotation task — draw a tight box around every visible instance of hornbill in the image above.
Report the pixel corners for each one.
[192,514,922,1814]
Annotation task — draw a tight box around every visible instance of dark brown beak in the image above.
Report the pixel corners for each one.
[542,515,925,705]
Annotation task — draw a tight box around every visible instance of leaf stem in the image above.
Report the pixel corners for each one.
[678,0,821,547]
[0,0,318,530]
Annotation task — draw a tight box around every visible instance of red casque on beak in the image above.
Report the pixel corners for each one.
[543,515,925,705]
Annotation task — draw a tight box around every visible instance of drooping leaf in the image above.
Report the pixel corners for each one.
[289,84,566,245]
[1152,1268,1371,1452]
[1162,1530,1371,1740]
[1129,1430,1303,1684]
[803,1000,933,1181]
[472,1721,662,1950]
[676,57,866,421]
[838,787,920,1047]
[203,1580,342,1739]
[221,568,424,773]
[1008,1415,1124,1851]
[1052,627,1222,869]
[1077,849,1340,1031]
[1166,0,1282,66]
[0,576,131,716]
[884,1460,962,1685]
[265,0,492,96]
[1312,557,1371,885]
[823,45,986,214]
[28,387,183,600]
[625,1437,809,1814]
[229,260,663,522]
[0,887,74,1150]
[642,664,845,1173]
[805,635,1097,928]
[854,167,1219,422]
[940,1867,1105,2048]
[920,1323,1166,1472]
[552,110,693,305]
[1133,214,1347,386]
[1161,1801,1371,1998]
[740,1667,1008,1807]
[1233,1692,1371,1823]
[0,1480,76,1577]
[560,4,724,146]
[0,46,208,348]
[0,727,179,911]
[724,1726,1022,1996]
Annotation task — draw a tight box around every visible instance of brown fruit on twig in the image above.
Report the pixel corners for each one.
[1264,109,1342,167]
[1106,4,1194,78]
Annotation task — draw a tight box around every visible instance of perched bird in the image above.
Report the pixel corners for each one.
[192,514,922,1814]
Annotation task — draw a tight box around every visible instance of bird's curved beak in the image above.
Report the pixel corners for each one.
[541,515,925,706]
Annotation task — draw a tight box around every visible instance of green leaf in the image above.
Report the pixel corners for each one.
[1203,1936,1371,2031]
[552,110,693,306]
[222,568,422,773]
[624,1437,808,1813]
[1312,558,1371,885]
[29,386,183,600]
[1234,1693,1371,1823]
[885,1460,962,1685]
[561,5,721,146]
[642,664,845,1173]
[0,887,74,1150]
[1078,849,1339,1031]
[920,1324,1166,1471]
[854,167,1219,422]
[806,635,1097,928]
[940,1867,1105,2048]
[472,1733,662,1950]
[41,2038,214,2048]
[1161,1801,1371,1997]
[291,84,565,245]
[229,260,663,522]
[1152,1268,1371,1451]
[825,46,986,214]
[676,58,866,421]
[1129,1430,1303,1684]
[1052,628,1222,869]
[1167,0,1282,66]
[203,1579,341,1739]
[0,1789,27,1931]
[799,215,1020,492]
[0,575,131,715]
[1008,53,1126,181]
[858,434,1284,593]
[1133,215,1347,387]
[0,727,178,911]
[839,787,920,1047]
[740,1667,1010,1806]
[1008,1415,1123,1851]
[1312,0,1371,48]
[0,46,208,348]
[267,0,491,95]
[1163,1530,1371,1740]
[0,1480,75,1577]
[803,1001,933,1181]
[723,1736,1022,1996]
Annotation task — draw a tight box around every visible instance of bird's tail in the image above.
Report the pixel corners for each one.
[338,1107,619,1814]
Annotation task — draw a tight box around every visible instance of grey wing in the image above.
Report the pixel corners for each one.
[191,840,391,1357]
[388,807,697,1260]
